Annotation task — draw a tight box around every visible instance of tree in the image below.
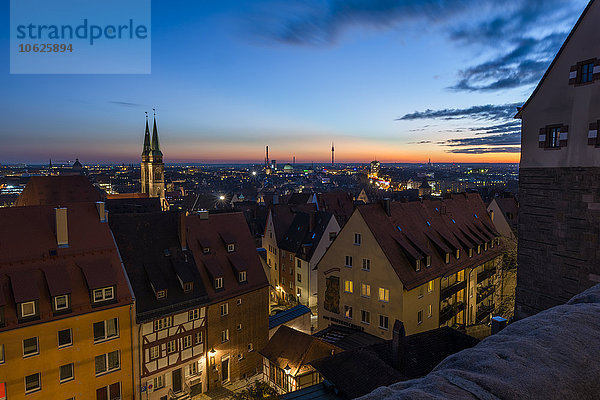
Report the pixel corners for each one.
[231,381,279,400]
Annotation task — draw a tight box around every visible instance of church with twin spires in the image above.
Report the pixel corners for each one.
[141,112,168,210]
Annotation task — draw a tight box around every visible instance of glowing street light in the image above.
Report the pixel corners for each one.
[252,171,257,176]
[284,364,291,375]
[219,195,225,201]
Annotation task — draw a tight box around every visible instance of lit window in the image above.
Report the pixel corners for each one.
[477,245,481,254]
[427,280,434,293]
[361,283,371,298]
[95,350,120,375]
[92,287,114,303]
[239,271,247,283]
[220,303,229,316]
[361,310,370,324]
[215,277,224,290]
[469,248,473,258]
[379,315,389,330]
[21,301,36,318]
[194,331,203,344]
[183,335,192,349]
[455,249,460,259]
[54,295,70,311]
[415,259,421,271]
[23,337,39,357]
[344,280,353,293]
[166,340,178,354]
[345,255,353,267]
[25,372,41,393]
[445,253,450,264]
[344,305,353,319]
[149,345,160,360]
[188,309,200,321]
[59,363,74,383]
[428,304,432,318]
[58,328,72,348]
[227,244,235,253]
[354,233,361,245]
[379,288,390,302]
[94,318,119,342]
[362,258,371,271]
[221,329,229,343]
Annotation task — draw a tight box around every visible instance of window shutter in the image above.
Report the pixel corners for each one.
[569,65,578,85]
[590,122,599,146]
[539,128,547,148]
[559,125,569,147]
[594,60,600,81]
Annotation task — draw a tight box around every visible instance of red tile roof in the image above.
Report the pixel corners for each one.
[357,194,502,290]
[15,175,102,206]
[0,203,133,332]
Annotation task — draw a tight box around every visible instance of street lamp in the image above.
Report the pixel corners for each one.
[219,195,225,201]
[284,364,291,375]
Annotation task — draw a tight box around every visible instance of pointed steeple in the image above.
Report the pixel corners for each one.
[151,109,163,156]
[142,112,151,156]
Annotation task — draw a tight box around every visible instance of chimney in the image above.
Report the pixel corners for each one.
[308,212,315,233]
[179,211,188,251]
[392,320,406,370]
[491,316,507,335]
[55,207,69,248]
[95,201,106,222]
[382,198,391,216]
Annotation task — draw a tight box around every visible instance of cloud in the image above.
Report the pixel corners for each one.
[446,146,521,154]
[445,132,521,147]
[109,101,143,108]
[469,121,521,135]
[408,140,432,144]
[398,103,521,122]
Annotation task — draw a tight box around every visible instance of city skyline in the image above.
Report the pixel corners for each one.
[0,0,589,164]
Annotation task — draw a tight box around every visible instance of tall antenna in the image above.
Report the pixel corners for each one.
[331,141,335,166]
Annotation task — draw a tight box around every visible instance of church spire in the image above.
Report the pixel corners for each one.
[151,108,163,156]
[142,112,151,156]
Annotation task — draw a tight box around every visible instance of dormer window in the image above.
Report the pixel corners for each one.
[54,295,70,311]
[415,259,421,272]
[445,253,450,264]
[469,248,473,258]
[93,287,115,303]
[156,290,167,299]
[484,242,488,251]
[183,282,193,293]
[227,244,235,253]
[426,256,431,267]
[239,271,247,283]
[215,277,224,290]
[477,245,481,254]
[20,301,37,318]
[203,247,210,254]
[455,249,460,260]
[495,237,501,246]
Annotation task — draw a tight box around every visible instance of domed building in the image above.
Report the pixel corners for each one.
[283,163,294,173]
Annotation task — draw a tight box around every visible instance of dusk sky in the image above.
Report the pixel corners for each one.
[0,0,590,164]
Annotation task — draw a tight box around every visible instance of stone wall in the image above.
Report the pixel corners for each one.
[517,167,600,319]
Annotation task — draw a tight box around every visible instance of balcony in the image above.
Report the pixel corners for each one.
[440,279,467,300]
[476,303,495,323]
[439,301,465,325]
[477,267,496,283]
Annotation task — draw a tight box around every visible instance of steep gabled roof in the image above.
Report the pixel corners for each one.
[516,0,596,118]
[15,175,102,206]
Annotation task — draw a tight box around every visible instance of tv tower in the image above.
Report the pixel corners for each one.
[265,145,270,167]
[331,142,335,166]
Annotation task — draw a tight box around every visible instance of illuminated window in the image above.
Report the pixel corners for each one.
[344,280,353,293]
[455,249,460,259]
[445,253,450,264]
[379,288,389,302]
[153,317,172,332]
[428,304,432,318]
[361,283,370,298]
[426,255,431,267]
[221,329,229,343]
[239,271,247,283]
[344,305,353,319]
[415,259,421,271]
[227,244,235,252]
[427,280,434,293]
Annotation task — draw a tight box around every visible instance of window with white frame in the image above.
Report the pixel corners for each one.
[20,301,36,318]
[153,375,165,390]
[188,362,199,376]
[194,331,203,344]
[361,283,370,298]
[227,244,235,252]
[354,233,361,245]
[54,295,70,311]
[183,335,192,349]
[92,287,114,303]
[426,255,431,267]
[221,329,229,343]
[188,309,200,321]
[149,345,160,360]
[345,255,353,267]
[379,315,389,330]
[220,303,229,316]
[166,340,177,354]
[58,328,72,348]
[417,310,423,325]
[239,271,247,283]
[59,363,74,383]
[153,317,172,332]
[362,258,371,271]
[25,372,41,393]
[23,337,38,357]
[94,318,119,342]
[236,298,242,306]
[95,350,120,375]
[215,277,224,290]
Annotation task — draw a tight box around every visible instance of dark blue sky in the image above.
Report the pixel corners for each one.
[0,0,589,164]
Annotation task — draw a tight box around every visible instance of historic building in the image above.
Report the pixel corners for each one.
[516,0,600,319]
[141,113,167,210]
[317,194,503,338]
[0,202,135,400]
